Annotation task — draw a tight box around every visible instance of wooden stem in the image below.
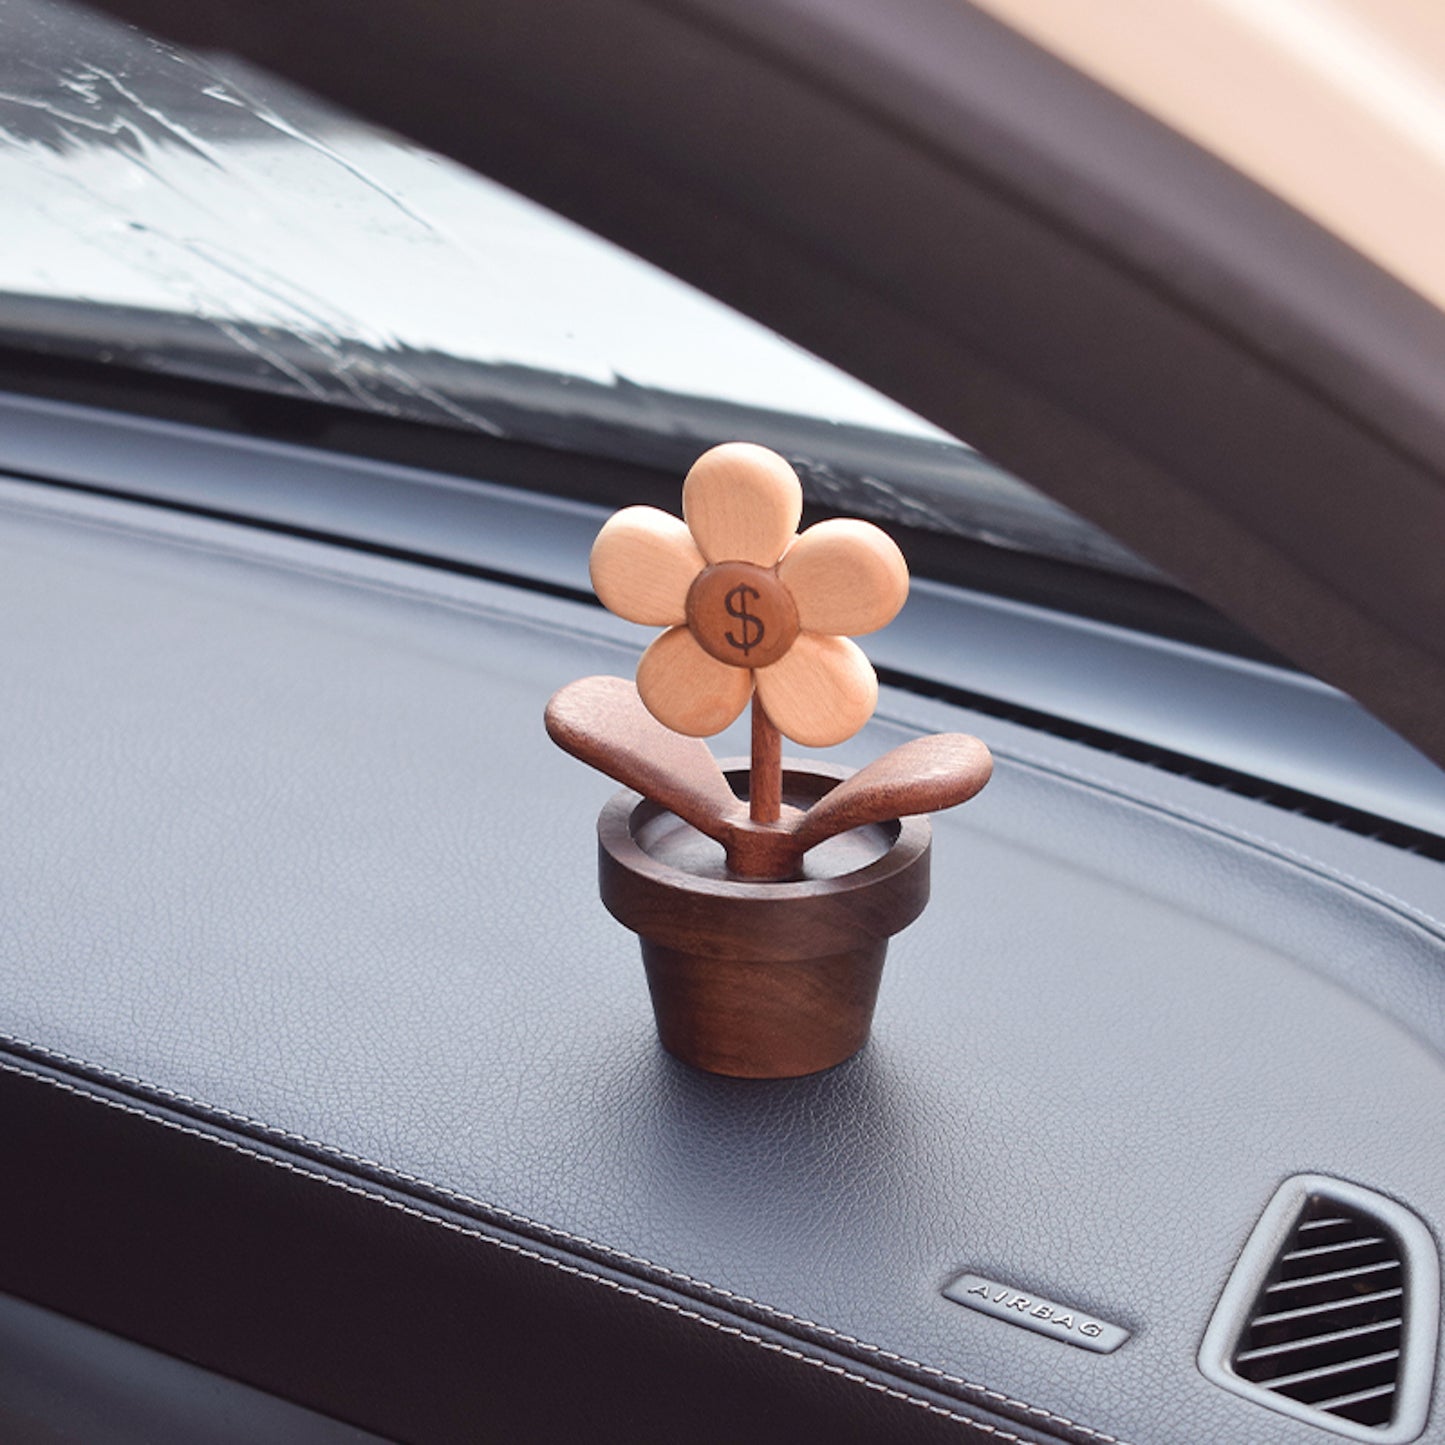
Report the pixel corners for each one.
[749,695,782,827]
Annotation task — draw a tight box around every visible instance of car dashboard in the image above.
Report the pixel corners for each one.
[2,414,1444,1443]
[3,0,1445,1440]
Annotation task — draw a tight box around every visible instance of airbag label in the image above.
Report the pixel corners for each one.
[942,1273,1129,1354]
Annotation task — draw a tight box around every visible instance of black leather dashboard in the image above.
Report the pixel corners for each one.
[2,475,1443,1443]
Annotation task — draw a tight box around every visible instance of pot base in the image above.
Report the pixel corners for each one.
[641,940,886,1078]
[599,764,931,1080]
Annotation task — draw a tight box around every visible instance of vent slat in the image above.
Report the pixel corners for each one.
[1259,1348,1401,1391]
[1265,1261,1399,1296]
[1248,1286,1403,1329]
[1288,1216,1377,1250]
[1314,1382,1398,1413]
[1283,1238,1386,1264]
[1234,1317,1402,1365]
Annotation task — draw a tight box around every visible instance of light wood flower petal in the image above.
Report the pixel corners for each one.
[778,518,909,636]
[590,506,705,625]
[755,634,878,748]
[637,626,753,737]
[682,443,802,565]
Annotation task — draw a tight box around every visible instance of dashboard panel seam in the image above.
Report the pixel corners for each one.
[872,700,1445,941]
[993,747,1445,939]
[0,1043,1131,1445]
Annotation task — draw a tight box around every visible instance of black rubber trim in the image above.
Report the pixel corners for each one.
[0,463,600,610]
[877,668,1445,864]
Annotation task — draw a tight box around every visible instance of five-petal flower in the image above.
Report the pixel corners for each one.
[589,443,908,747]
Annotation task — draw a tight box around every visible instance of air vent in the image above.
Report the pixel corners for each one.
[1236,1198,1405,1426]
[1200,1177,1440,1444]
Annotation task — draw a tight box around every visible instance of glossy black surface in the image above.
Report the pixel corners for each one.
[0,1293,391,1445]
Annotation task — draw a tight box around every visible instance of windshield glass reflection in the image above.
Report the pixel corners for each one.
[0,0,1153,580]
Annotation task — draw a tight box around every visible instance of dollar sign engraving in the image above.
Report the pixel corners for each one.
[724,584,765,656]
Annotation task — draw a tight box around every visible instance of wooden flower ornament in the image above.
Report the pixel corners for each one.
[547,443,993,881]
[546,442,994,1076]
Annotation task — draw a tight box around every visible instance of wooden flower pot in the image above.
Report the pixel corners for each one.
[598,763,931,1078]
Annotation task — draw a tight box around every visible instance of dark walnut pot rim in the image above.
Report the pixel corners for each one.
[597,762,932,963]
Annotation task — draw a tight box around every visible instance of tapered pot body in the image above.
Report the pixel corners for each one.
[598,764,931,1078]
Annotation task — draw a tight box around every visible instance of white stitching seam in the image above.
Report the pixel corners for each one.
[0,1059,1040,1445]
[0,1042,1130,1445]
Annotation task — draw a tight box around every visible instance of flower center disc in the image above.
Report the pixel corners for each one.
[686,561,799,669]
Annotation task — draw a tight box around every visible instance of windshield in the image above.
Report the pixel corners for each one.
[0,0,1158,585]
